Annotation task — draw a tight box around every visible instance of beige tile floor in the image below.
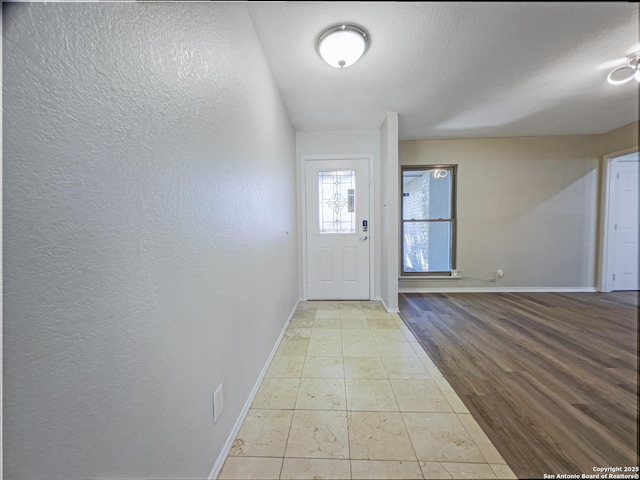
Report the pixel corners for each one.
[219,301,518,480]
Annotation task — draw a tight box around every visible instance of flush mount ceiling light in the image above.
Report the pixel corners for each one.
[316,24,370,68]
[607,51,640,85]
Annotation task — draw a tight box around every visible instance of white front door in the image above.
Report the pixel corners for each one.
[305,158,370,300]
[612,158,639,291]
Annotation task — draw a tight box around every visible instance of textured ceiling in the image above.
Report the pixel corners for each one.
[246,2,639,140]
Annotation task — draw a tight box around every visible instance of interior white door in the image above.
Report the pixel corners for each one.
[612,157,639,291]
[305,158,370,300]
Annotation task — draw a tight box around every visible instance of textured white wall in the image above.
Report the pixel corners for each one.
[3,3,297,479]
[379,114,399,310]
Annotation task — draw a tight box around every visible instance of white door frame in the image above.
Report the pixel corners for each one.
[301,154,375,301]
[598,147,639,292]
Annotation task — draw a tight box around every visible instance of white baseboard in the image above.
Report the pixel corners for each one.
[377,296,400,313]
[207,300,299,480]
[399,287,598,294]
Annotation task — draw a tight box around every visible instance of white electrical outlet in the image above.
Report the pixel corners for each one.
[213,384,224,422]
[496,269,504,278]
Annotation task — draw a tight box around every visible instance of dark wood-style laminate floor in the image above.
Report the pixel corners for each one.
[399,291,639,480]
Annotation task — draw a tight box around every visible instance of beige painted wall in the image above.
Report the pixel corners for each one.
[595,121,639,156]
[399,130,635,290]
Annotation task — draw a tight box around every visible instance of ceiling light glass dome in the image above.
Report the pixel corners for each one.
[316,24,370,68]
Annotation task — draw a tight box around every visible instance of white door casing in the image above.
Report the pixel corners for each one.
[612,158,639,291]
[599,150,639,292]
[303,156,372,300]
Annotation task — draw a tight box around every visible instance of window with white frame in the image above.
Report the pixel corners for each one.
[401,165,457,276]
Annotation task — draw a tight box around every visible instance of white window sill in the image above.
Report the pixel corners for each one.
[399,276,460,280]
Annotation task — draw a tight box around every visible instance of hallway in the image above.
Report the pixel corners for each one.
[219,301,516,479]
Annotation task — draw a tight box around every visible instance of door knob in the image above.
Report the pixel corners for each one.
[359,236,368,240]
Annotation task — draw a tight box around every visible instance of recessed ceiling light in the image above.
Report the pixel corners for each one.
[316,24,370,69]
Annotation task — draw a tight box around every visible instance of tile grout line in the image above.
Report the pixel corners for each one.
[279,305,308,479]
[342,304,358,480]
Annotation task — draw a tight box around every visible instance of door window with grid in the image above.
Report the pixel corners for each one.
[402,166,457,275]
